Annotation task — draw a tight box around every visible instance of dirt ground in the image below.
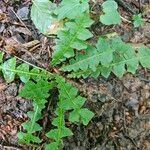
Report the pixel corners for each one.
[0,0,150,150]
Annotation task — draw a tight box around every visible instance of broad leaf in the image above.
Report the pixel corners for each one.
[139,47,150,67]
[31,0,56,34]
[100,0,121,25]
[1,57,16,83]
[17,63,30,83]
[79,108,94,125]
[55,0,89,20]
[22,122,42,133]
[69,110,80,123]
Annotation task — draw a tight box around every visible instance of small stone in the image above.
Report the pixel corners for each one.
[17,7,29,20]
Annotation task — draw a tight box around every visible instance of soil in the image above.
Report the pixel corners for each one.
[0,0,150,150]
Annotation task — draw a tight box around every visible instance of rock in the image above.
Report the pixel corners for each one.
[17,6,29,20]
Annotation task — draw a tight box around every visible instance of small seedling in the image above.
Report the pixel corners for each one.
[133,13,144,27]
[100,0,121,25]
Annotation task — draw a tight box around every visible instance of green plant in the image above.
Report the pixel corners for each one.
[62,37,150,78]
[0,0,150,149]
[0,53,94,149]
[31,0,56,34]
[100,0,121,25]
[52,14,93,65]
[0,56,51,83]
[18,79,56,144]
[46,75,94,149]
[133,13,144,27]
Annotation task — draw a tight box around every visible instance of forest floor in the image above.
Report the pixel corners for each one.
[0,0,150,150]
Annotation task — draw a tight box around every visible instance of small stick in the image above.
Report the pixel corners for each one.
[10,8,32,36]
[120,16,132,23]
[29,43,41,52]
[0,145,22,150]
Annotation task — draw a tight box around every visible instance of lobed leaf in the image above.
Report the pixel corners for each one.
[61,38,113,72]
[52,13,93,65]
[18,103,43,144]
[46,76,94,149]
[0,55,53,83]
[19,79,55,103]
[63,37,150,78]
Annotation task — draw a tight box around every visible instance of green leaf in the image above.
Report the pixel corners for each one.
[71,40,87,50]
[46,127,73,140]
[45,142,59,150]
[52,13,93,65]
[18,132,41,144]
[52,117,65,127]
[26,134,42,144]
[55,75,94,125]
[18,102,44,144]
[113,63,125,78]
[124,48,139,74]
[56,76,81,110]
[61,38,113,72]
[22,122,42,133]
[55,0,89,20]
[18,132,25,141]
[46,129,58,140]
[17,63,30,83]
[139,47,150,67]
[100,66,111,78]
[0,57,52,83]
[73,96,86,108]
[31,0,56,34]
[69,108,94,125]
[0,52,4,63]
[77,28,93,40]
[79,108,94,125]
[1,57,16,83]
[27,111,42,122]
[133,13,144,27]
[69,110,80,123]
[30,68,40,81]
[64,37,150,79]
[61,127,73,138]
[100,0,121,25]
[19,80,54,103]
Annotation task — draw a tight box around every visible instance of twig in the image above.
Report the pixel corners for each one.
[10,37,47,69]
[10,8,32,37]
[121,16,132,23]
[0,145,22,150]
